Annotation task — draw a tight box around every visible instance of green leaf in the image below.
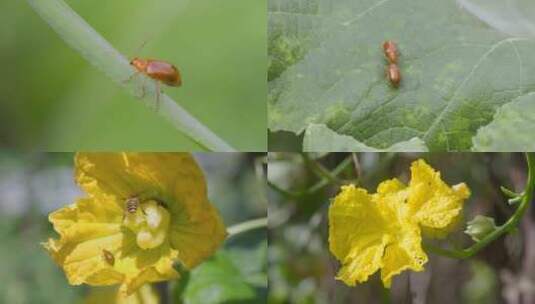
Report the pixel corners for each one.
[457,0,535,37]
[302,123,428,151]
[472,93,535,151]
[268,0,535,151]
[183,241,267,304]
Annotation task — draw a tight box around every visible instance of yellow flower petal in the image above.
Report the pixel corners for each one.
[336,236,388,286]
[43,197,124,285]
[329,159,469,288]
[46,153,226,296]
[374,178,410,221]
[75,153,209,217]
[329,185,423,287]
[169,201,227,268]
[84,284,159,304]
[329,185,387,263]
[408,160,471,237]
[380,224,427,287]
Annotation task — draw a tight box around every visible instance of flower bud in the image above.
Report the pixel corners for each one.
[465,215,497,242]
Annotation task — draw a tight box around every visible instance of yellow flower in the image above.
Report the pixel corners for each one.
[329,159,470,287]
[84,284,158,304]
[44,153,227,296]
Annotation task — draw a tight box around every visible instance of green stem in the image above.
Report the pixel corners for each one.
[425,153,535,259]
[267,180,301,199]
[380,284,391,304]
[26,0,235,152]
[227,217,267,237]
[268,157,354,199]
[302,153,342,184]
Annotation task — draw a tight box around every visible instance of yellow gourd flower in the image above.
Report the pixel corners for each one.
[329,159,470,287]
[84,284,158,304]
[44,153,227,297]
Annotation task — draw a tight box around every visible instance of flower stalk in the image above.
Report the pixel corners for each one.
[425,153,535,259]
[227,217,268,237]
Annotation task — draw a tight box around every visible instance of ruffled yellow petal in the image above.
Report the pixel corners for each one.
[408,159,471,237]
[374,178,410,223]
[329,159,469,288]
[380,224,427,287]
[43,197,125,286]
[336,236,389,286]
[75,153,208,217]
[329,185,387,261]
[329,185,391,285]
[377,178,406,194]
[169,201,227,269]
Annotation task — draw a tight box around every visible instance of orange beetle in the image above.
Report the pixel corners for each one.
[383,40,398,64]
[129,57,182,109]
[386,63,401,88]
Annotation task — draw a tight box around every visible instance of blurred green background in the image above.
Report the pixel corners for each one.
[1,0,266,151]
[0,152,267,303]
[268,153,534,304]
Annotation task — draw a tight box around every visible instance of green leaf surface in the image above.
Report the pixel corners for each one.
[268,0,535,151]
[457,0,535,37]
[183,241,267,304]
[302,123,428,151]
[472,93,535,151]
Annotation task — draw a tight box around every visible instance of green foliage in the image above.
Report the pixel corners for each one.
[183,240,267,304]
[461,260,498,304]
[0,218,81,304]
[472,93,535,151]
[302,123,427,152]
[268,0,535,151]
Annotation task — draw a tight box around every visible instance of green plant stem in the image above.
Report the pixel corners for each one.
[302,153,343,184]
[380,285,391,304]
[26,0,235,152]
[425,153,535,259]
[267,156,354,199]
[227,217,268,237]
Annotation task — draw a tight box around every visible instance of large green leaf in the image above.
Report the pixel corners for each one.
[472,93,535,151]
[302,123,427,152]
[457,0,535,37]
[268,0,535,151]
[183,241,267,304]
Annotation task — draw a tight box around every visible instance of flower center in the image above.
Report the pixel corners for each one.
[123,199,170,249]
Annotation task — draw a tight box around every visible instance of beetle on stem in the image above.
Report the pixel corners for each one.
[127,57,182,110]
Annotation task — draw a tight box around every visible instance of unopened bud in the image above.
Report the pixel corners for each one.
[465,215,497,242]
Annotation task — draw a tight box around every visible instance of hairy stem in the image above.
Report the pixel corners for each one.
[227,217,268,237]
[425,153,535,259]
[26,0,235,152]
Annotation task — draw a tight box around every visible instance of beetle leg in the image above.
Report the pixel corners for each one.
[138,76,146,99]
[155,80,160,112]
[122,71,139,84]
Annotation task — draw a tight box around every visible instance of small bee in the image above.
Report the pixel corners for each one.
[125,197,140,214]
[102,249,115,266]
[383,40,399,64]
[386,63,401,88]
